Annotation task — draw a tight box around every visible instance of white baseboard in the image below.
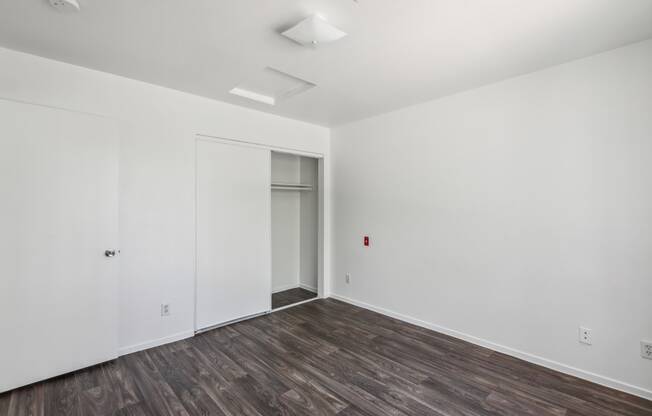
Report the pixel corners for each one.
[118,330,195,356]
[299,283,318,293]
[116,283,316,356]
[329,293,652,401]
[272,283,300,294]
[273,283,318,294]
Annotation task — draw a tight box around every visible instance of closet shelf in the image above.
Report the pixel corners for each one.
[271,183,313,191]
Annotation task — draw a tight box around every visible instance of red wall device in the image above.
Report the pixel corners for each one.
[363,236,370,247]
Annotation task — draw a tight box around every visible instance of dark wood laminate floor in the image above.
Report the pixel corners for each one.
[1,298,651,416]
[272,287,317,309]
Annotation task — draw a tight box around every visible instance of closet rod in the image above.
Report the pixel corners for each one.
[271,183,313,191]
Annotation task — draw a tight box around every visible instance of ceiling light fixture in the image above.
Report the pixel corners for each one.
[281,15,347,47]
[49,0,81,12]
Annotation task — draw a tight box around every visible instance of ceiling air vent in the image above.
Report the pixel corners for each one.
[229,67,316,106]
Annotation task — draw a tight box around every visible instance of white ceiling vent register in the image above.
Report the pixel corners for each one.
[229,67,316,106]
[282,15,347,47]
[49,0,80,12]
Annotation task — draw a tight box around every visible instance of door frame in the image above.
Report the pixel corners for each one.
[194,134,326,333]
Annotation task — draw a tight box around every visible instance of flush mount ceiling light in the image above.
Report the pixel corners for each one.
[229,67,316,106]
[281,15,347,47]
[49,0,81,12]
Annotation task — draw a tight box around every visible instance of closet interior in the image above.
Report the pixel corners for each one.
[271,151,319,309]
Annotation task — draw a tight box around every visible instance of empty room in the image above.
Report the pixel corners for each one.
[1,1,651,415]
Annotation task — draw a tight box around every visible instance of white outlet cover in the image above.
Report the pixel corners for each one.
[579,327,592,345]
[642,341,652,360]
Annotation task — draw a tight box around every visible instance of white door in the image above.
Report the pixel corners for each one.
[196,138,271,331]
[0,100,120,393]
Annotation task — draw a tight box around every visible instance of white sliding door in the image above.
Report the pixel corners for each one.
[0,100,120,393]
[196,139,271,330]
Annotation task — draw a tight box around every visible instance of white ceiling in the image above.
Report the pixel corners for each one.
[1,0,652,127]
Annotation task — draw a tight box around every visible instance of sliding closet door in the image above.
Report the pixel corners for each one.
[0,100,119,393]
[196,139,271,330]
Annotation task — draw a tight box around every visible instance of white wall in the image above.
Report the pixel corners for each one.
[331,39,652,398]
[0,47,330,354]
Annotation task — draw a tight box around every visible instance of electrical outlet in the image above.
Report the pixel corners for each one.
[642,341,652,360]
[345,273,351,284]
[161,304,170,317]
[579,327,592,345]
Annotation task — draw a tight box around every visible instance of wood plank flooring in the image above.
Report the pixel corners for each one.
[1,298,651,415]
[272,287,317,309]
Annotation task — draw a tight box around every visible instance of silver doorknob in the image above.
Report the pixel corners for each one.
[104,249,120,257]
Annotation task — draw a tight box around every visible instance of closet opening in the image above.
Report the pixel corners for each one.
[271,151,319,310]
